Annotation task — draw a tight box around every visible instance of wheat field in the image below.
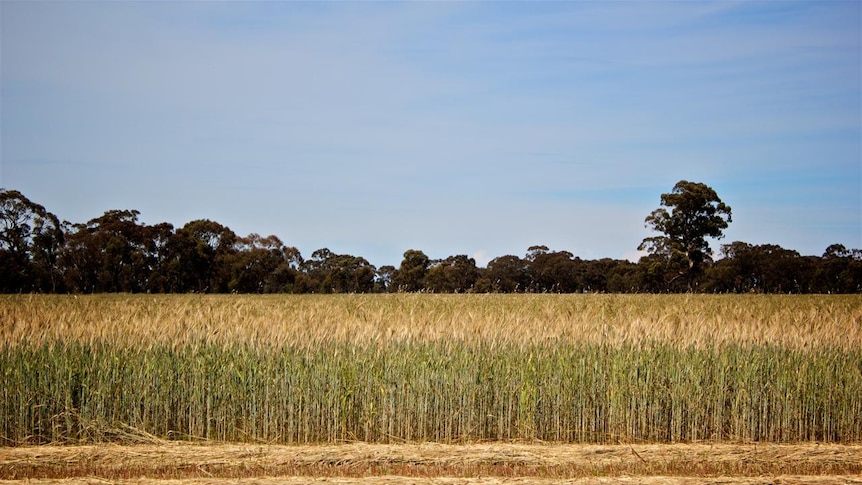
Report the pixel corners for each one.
[1,294,861,446]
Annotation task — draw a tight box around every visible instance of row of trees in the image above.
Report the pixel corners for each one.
[2,187,860,294]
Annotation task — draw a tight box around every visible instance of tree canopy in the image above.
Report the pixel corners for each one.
[640,180,733,291]
[0,187,858,294]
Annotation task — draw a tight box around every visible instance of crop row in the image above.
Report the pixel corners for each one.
[2,341,859,444]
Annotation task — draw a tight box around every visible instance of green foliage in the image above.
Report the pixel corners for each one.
[425,255,479,293]
[1,188,859,294]
[393,249,431,292]
[0,189,64,292]
[3,340,860,444]
[640,181,732,291]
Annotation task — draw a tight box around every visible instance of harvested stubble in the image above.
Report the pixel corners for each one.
[1,442,862,480]
[3,479,862,485]
[1,294,860,445]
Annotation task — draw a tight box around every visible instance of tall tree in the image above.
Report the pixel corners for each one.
[525,245,580,293]
[425,254,479,293]
[815,244,862,293]
[60,210,160,292]
[298,248,376,293]
[0,189,64,292]
[393,249,430,292]
[484,255,529,292]
[639,180,732,291]
[328,254,376,293]
[162,219,238,292]
[142,222,176,292]
[229,234,292,293]
[708,241,819,293]
[375,265,397,293]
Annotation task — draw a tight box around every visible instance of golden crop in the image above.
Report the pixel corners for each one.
[2,294,860,445]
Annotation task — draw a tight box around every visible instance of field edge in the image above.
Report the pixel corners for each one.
[2,442,861,481]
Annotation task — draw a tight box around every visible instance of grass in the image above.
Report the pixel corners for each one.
[1,294,860,445]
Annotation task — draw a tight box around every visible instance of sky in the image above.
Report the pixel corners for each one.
[1,1,860,268]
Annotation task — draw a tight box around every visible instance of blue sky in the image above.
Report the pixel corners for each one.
[2,1,860,267]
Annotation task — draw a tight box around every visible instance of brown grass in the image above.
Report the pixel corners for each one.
[2,443,861,481]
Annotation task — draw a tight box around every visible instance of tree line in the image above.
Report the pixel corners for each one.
[1,186,860,294]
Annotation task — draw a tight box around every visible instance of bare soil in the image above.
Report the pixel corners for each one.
[2,442,860,484]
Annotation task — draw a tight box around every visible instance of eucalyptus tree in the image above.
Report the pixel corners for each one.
[60,209,165,293]
[525,245,580,293]
[162,219,238,292]
[229,233,290,293]
[393,249,430,292]
[0,189,64,292]
[639,180,732,291]
[484,255,529,292]
[425,254,479,293]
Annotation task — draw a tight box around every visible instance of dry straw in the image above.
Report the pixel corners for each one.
[2,442,861,479]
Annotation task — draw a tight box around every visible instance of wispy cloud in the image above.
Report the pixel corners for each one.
[2,1,859,264]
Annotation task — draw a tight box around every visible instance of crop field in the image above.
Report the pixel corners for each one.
[1,294,861,483]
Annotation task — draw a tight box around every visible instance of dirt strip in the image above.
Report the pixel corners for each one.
[1,443,861,481]
[1,476,862,485]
